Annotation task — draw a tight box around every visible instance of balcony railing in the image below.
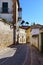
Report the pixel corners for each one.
[0,8,12,14]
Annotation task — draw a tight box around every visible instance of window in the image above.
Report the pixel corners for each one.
[2,2,8,13]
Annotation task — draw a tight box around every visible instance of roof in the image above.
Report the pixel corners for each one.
[40,25,43,29]
[31,24,42,29]
[19,26,30,30]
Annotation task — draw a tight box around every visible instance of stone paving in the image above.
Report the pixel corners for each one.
[0,45,27,65]
[0,47,16,59]
[0,44,43,65]
[31,45,43,65]
[22,44,43,65]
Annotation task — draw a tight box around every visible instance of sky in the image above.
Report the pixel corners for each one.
[20,0,43,25]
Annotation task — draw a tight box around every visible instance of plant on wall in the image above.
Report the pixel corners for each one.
[2,19,12,25]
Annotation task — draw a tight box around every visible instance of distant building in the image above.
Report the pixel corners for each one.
[30,24,43,52]
[16,26,27,44]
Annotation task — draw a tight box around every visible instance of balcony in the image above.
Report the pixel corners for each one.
[18,8,22,21]
[0,8,12,14]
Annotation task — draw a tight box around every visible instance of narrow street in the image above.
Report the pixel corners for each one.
[0,45,28,65]
[0,44,43,65]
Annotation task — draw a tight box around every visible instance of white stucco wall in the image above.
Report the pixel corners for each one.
[0,14,13,21]
[19,28,26,33]
[18,28,26,43]
[0,0,13,22]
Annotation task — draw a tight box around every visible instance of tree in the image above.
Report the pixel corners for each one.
[33,22,35,25]
[26,22,29,24]
[26,22,29,26]
[21,20,25,26]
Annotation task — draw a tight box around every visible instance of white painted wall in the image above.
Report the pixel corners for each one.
[18,28,26,43]
[31,28,40,35]
[0,14,13,21]
[30,28,39,44]
[0,0,13,22]
[30,28,40,50]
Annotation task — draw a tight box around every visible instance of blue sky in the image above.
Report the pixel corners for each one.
[20,0,43,25]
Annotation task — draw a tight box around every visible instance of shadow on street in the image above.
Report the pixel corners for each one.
[0,44,27,65]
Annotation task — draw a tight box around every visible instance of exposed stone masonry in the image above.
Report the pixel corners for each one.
[0,19,13,47]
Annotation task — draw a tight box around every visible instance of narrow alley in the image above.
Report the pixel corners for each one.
[0,44,43,65]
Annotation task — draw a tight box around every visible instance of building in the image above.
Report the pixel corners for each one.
[26,26,31,43]
[18,26,31,44]
[0,0,22,44]
[18,27,26,44]
[16,26,26,44]
[30,24,43,52]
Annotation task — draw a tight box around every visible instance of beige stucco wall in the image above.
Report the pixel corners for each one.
[39,33,41,51]
[0,20,13,47]
[26,28,31,43]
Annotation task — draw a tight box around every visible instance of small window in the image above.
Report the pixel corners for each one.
[2,2,8,13]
